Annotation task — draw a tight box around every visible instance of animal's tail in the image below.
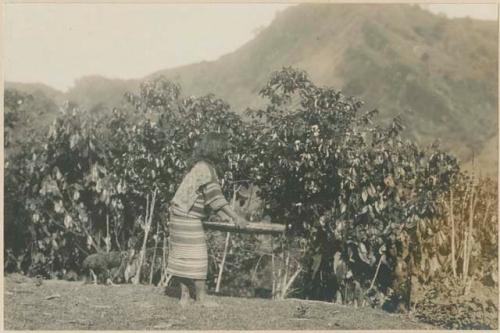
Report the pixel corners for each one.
[80,257,92,284]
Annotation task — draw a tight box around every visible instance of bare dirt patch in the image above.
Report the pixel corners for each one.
[4,275,433,330]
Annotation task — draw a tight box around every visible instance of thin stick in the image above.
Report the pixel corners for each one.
[105,214,111,253]
[133,188,157,285]
[481,198,492,228]
[215,184,240,293]
[282,250,290,298]
[281,265,302,299]
[149,222,160,285]
[203,221,285,234]
[369,255,384,290]
[271,237,276,299]
[159,231,168,287]
[247,184,254,210]
[251,254,265,283]
[216,232,231,293]
[459,181,470,230]
[461,231,467,280]
[463,166,476,282]
[464,182,476,282]
[284,298,342,306]
[461,177,472,279]
[449,190,457,278]
[114,217,122,251]
[132,194,149,285]
[161,207,170,287]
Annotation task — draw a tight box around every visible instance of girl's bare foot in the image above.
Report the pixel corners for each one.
[194,279,220,307]
[179,297,193,307]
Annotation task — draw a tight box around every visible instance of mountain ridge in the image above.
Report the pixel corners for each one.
[5,4,498,174]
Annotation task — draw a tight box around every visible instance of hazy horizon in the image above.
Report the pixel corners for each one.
[5,3,498,92]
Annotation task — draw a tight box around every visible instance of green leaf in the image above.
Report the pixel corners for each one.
[54,200,63,213]
[63,214,73,228]
[358,243,370,264]
[69,134,80,150]
[311,253,322,279]
[340,203,347,214]
[333,252,347,279]
[362,189,368,202]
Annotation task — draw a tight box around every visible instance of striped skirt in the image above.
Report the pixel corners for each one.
[166,211,208,280]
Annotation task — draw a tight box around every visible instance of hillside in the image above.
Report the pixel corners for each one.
[5,4,498,174]
[4,85,61,158]
[5,82,65,104]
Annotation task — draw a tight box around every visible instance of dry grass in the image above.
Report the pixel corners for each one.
[4,274,433,330]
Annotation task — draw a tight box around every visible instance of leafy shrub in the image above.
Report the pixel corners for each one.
[244,67,459,305]
[6,68,485,312]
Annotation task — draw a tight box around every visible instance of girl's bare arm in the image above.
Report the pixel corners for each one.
[217,205,249,228]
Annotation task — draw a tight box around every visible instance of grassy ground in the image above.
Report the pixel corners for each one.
[4,274,433,330]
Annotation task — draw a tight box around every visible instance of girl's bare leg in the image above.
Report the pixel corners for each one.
[179,278,191,307]
[194,279,219,307]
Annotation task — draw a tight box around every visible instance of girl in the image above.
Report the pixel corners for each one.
[166,132,249,307]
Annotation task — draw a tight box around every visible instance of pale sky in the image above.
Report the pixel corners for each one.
[5,4,293,91]
[4,3,498,92]
[421,4,498,20]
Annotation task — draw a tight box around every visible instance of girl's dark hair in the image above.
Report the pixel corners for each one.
[188,132,230,169]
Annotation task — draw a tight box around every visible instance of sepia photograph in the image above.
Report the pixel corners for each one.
[3,2,498,330]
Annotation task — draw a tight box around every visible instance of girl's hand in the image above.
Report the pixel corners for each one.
[219,205,249,229]
[234,216,249,229]
[217,210,233,222]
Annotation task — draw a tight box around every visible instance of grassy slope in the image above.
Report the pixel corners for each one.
[5,4,498,173]
[4,275,433,330]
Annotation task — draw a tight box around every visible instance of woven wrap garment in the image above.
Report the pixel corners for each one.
[166,161,228,280]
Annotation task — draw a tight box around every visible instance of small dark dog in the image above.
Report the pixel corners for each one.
[82,250,134,285]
